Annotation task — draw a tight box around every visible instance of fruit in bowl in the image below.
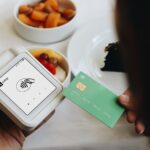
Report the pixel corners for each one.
[18,0,76,28]
[14,0,77,43]
[30,48,67,82]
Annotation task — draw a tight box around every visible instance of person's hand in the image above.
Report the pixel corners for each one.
[118,89,145,135]
[0,110,55,150]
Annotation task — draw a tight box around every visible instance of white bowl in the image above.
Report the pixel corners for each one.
[13,0,77,43]
[28,47,71,87]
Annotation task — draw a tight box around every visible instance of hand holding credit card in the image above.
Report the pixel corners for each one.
[63,72,124,128]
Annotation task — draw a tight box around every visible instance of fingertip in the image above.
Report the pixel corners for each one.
[118,94,130,106]
[135,121,145,135]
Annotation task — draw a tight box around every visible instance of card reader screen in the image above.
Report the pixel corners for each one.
[0,58,56,115]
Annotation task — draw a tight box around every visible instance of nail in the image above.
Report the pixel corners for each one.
[139,129,144,134]
[137,122,145,134]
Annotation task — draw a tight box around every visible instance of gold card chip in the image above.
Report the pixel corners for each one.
[76,82,86,91]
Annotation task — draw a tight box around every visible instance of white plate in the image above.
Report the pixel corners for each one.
[67,20,128,95]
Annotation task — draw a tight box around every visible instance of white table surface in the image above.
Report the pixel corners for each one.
[0,0,150,150]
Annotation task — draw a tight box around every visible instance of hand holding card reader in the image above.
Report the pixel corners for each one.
[0,47,63,131]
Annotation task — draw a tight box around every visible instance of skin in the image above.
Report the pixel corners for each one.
[0,0,147,149]
[118,90,145,134]
[0,93,145,150]
[0,110,55,150]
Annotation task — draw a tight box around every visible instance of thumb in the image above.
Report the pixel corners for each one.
[118,94,136,110]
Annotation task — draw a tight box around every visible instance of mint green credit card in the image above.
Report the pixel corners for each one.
[63,72,124,128]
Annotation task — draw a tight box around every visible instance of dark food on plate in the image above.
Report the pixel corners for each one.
[18,0,76,28]
[101,42,125,72]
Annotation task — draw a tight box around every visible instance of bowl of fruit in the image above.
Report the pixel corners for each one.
[14,0,77,43]
[29,48,71,86]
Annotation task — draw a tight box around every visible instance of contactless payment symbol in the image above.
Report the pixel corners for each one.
[80,75,85,80]
[16,78,35,92]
